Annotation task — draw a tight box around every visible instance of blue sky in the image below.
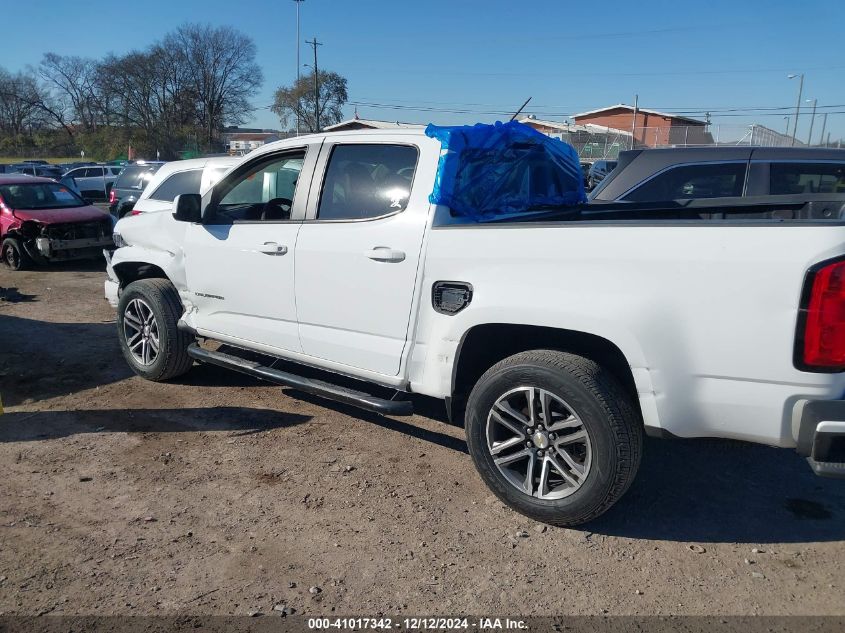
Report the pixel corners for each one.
[3,0,844,141]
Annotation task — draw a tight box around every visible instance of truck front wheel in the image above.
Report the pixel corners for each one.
[117,278,194,381]
[464,350,642,526]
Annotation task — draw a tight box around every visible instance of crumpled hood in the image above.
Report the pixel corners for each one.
[12,205,111,225]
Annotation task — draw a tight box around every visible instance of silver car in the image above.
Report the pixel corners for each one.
[62,165,123,201]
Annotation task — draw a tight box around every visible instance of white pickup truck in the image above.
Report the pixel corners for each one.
[104,125,845,526]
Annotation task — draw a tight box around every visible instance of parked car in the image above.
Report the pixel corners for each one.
[22,159,48,165]
[579,161,592,188]
[0,175,114,270]
[9,163,64,180]
[104,125,845,527]
[108,161,166,218]
[128,157,238,216]
[589,146,845,204]
[61,165,122,201]
[58,161,97,172]
[586,159,617,189]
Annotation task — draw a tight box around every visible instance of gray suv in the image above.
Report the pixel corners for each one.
[109,162,166,218]
[590,147,845,204]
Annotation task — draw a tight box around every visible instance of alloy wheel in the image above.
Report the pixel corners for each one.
[123,298,160,366]
[4,244,19,269]
[486,386,592,499]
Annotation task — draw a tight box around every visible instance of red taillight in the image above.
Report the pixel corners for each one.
[108,188,116,204]
[799,259,845,371]
[130,209,142,216]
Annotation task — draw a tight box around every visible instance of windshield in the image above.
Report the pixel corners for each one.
[0,182,86,210]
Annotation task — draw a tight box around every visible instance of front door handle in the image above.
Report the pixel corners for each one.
[364,246,405,263]
[258,242,288,256]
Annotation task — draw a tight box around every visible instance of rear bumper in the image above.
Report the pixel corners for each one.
[794,400,845,478]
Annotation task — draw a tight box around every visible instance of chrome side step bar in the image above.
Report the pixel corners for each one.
[186,343,413,417]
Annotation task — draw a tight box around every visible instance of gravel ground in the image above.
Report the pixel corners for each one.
[1,262,844,617]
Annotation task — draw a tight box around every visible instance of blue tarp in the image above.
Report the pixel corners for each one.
[425,120,587,221]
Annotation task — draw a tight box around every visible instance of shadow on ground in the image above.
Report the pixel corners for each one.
[27,259,106,273]
[0,406,311,442]
[590,436,845,544]
[0,287,38,303]
[0,314,132,406]
[2,314,842,544]
[287,389,467,455]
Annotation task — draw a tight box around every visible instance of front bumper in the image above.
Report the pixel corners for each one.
[35,235,115,261]
[793,400,845,478]
[103,249,120,308]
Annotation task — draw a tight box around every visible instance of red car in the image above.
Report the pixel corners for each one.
[0,175,114,270]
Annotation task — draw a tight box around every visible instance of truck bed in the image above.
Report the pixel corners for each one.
[487,196,845,224]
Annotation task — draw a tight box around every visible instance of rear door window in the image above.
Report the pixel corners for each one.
[769,162,845,194]
[149,169,203,202]
[622,162,746,202]
[317,144,418,220]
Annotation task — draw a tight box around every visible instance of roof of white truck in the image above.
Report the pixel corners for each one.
[253,128,432,156]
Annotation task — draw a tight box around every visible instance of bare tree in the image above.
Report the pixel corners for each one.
[0,65,74,141]
[165,24,263,148]
[272,70,348,133]
[100,48,193,158]
[39,53,102,131]
[0,23,263,158]
[0,68,41,135]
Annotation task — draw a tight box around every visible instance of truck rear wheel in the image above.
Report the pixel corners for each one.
[464,350,642,526]
[117,278,194,381]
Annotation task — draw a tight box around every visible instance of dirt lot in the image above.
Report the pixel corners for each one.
[1,262,844,618]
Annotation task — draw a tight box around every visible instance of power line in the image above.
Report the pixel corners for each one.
[344,99,845,119]
[336,63,845,80]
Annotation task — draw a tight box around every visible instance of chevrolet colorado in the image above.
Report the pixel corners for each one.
[104,124,845,526]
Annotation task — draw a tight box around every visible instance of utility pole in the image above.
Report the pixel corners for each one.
[306,37,323,132]
[806,98,818,145]
[293,0,304,136]
[818,113,828,147]
[630,94,638,150]
[788,73,804,146]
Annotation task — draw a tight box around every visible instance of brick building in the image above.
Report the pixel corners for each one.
[572,104,712,147]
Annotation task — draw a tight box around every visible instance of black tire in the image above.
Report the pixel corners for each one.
[2,237,31,271]
[116,278,194,381]
[118,204,134,219]
[465,350,642,527]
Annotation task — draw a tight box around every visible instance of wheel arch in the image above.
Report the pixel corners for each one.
[450,323,643,424]
[110,243,187,291]
[113,260,169,287]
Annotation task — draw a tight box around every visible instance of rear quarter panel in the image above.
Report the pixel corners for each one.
[412,221,845,447]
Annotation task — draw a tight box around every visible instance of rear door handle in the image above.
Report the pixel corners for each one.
[258,242,288,256]
[364,247,405,262]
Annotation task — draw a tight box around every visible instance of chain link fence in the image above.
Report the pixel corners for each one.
[546,123,835,161]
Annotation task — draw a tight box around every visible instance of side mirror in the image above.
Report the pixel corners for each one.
[173,193,202,223]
